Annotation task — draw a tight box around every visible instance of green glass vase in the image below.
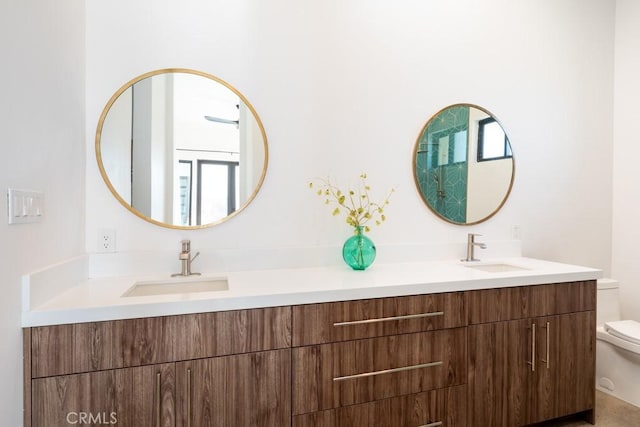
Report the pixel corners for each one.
[342,226,376,270]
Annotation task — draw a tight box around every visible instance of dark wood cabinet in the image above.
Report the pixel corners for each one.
[532,312,596,423]
[31,363,174,427]
[293,384,467,427]
[25,281,596,427]
[292,292,468,425]
[25,306,291,427]
[293,328,467,415]
[176,349,291,427]
[292,292,466,346]
[30,307,291,378]
[467,281,596,426]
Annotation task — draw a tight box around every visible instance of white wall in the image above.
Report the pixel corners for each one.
[85,0,614,274]
[0,0,85,423]
[612,0,640,321]
[0,0,618,421]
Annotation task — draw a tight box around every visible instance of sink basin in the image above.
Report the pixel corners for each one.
[122,276,229,297]
[464,263,529,273]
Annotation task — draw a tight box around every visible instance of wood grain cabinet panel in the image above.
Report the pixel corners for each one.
[467,319,531,426]
[293,328,467,415]
[176,349,291,427]
[467,282,596,427]
[530,311,596,424]
[467,281,596,325]
[293,292,466,346]
[31,321,115,378]
[25,280,596,426]
[31,363,174,427]
[293,384,467,427]
[31,306,291,377]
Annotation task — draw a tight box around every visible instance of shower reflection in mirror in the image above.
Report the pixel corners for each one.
[414,104,514,225]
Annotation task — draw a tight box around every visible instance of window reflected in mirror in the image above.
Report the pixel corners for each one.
[96,68,268,229]
[478,117,512,162]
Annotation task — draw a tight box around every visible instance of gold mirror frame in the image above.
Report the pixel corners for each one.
[412,103,515,225]
[95,68,269,230]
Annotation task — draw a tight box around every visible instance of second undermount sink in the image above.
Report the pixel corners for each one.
[122,276,229,297]
[464,263,530,273]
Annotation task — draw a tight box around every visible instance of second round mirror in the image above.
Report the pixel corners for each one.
[413,104,514,225]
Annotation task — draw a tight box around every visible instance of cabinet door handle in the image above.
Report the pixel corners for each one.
[333,361,443,381]
[541,321,550,369]
[333,311,444,326]
[527,323,536,372]
[420,422,443,427]
[187,368,192,427]
[155,371,161,427]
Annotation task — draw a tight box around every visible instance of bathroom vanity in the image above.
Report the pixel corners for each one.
[22,257,599,426]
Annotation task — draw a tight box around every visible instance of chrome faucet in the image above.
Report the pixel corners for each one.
[171,239,201,277]
[462,233,486,262]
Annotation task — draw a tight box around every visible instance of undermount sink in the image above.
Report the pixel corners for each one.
[122,276,229,297]
[463,263,529,273]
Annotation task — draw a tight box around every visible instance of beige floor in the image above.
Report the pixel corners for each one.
[537,391,640,426]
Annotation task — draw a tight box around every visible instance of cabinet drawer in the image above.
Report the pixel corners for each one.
[293,385,467,427]
[30,306,291,378]
[292,328,467,415]
[468,281,595,325]
[292,292,466,346]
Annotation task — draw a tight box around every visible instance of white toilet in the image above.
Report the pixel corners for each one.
[596,278,640,407]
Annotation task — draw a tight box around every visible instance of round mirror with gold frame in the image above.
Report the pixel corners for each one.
[96,68,268,229]
[413,103,514,225]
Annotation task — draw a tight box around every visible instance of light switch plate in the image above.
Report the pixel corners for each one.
[7,189,43,224]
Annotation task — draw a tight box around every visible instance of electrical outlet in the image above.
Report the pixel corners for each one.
[98,229,116,253]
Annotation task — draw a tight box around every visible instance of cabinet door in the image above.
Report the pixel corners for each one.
[530,311,595,423]
[31,363,174,427]
[469,312,596,427]
[467,319,533,427]
[176,349,291,427]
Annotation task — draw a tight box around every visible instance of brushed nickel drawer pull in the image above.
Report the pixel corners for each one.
[333,361,443,381]
[527,323,536,372]
[333,311,444,326]
[419,422,443,427]
[155,372,161,427]
[187,368,192,427]
[541,321,550,369]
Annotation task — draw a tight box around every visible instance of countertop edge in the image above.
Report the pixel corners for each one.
[22,259,602,327]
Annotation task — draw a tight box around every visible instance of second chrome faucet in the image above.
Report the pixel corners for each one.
[172,239,201,277]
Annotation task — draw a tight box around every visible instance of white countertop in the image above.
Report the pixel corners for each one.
[22,257,602,327]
